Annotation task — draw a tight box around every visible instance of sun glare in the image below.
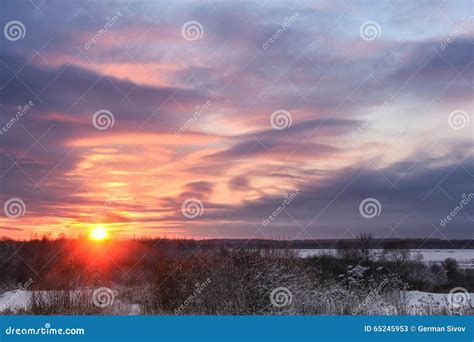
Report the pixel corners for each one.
[90,227,108,241]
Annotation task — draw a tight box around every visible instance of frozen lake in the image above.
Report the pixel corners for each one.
[296,249,474,269]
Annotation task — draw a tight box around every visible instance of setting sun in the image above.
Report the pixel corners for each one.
[90,227,108,241]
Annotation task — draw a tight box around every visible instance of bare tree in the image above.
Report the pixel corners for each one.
[357,233,373,264]
[382,240,411,268]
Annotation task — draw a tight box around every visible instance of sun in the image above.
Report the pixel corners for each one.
[90,227,108,241]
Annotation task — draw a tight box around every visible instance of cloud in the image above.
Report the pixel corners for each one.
[223,155,474,238]
[385,38,473,101]
[0,0,472,239]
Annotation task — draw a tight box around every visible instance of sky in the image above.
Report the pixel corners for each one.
[0,0,473,240]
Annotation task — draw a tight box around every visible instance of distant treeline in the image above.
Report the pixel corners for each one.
[1,237,472,249]
[183,238,474,250]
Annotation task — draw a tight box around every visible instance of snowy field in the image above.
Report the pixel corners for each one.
[297,249,474,269]
[0,289,140,315]
[0,289,28,312]
[0,289,471,315]
[401,291,473,315]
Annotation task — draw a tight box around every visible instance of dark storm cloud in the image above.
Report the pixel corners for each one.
[205,140,339,161]
[224,155,474,238]
[385,39,474,100]
[0,52,206,129]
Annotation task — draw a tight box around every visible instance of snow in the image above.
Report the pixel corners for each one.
[0,290,143,315]
[0,290,29,312]
[402,291,472,306]
[403,291,449,306]
[297,249,474,268]
[401,291,473,315]
[1,289,471,315]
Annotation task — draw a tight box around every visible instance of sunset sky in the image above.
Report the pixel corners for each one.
[0,0,473,240]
